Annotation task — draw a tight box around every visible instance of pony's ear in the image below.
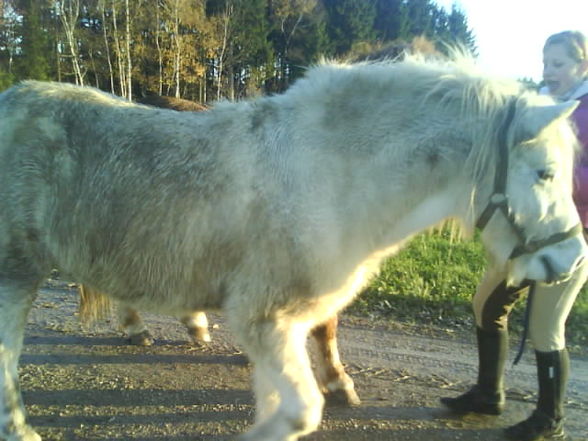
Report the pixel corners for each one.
[515,101,579,144]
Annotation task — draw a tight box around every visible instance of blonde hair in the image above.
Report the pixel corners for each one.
[544,30,588,63]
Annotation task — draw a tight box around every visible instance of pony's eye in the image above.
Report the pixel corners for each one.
[537,170,555,181]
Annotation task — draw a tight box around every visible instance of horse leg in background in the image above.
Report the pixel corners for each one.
[78,286,155,346]
[117,305,156,346]
[311,315,360,406]
[81,284,211,346]
[119,307,211,346]
[0,280,42,441]
[231,316,324,441]
[181,311,211,344]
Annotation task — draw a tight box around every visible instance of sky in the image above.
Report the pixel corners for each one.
[433,0,588,81]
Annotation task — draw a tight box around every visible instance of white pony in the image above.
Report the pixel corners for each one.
[0,55,585,441]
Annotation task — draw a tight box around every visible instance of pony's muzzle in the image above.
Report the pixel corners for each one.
[540,252,586,285]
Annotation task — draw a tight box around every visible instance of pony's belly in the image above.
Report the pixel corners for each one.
[77,269,223,316]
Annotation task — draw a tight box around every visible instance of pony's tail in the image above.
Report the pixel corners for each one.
[78,284,112,325]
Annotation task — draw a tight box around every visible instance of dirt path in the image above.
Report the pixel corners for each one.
[19,280,588,441]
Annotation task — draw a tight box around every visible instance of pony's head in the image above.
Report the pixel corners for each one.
[475,94,586,286]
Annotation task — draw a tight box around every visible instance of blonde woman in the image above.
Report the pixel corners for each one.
[441,30,588,441]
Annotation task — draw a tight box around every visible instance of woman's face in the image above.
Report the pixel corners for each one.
[543,43,587,97]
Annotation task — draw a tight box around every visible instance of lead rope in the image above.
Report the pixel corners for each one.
[513,281,535,365]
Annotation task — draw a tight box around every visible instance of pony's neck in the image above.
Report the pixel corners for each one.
[373,179,473,248]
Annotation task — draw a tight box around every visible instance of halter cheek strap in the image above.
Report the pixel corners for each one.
[475,99,516,231]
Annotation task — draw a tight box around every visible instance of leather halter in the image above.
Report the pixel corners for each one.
[475,99,582,264]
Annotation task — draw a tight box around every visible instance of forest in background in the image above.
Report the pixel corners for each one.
[0,0,475,102]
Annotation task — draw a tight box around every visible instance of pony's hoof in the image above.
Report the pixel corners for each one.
[128,330,154,346]
[188,328,211,345]
[324,388,361,407]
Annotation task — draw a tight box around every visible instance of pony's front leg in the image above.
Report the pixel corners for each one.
[311,316,360,406]
[0,283,41,441]
[232,318,324,441]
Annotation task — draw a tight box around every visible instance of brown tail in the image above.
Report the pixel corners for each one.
[78,284,113,325]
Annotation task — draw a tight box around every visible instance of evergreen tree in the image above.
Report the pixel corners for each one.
[323,0,376,56]
[402,0,435,38]
[17,0,51,80]
[372,0,475,56]
[267,0,328,92]
[446,5,476,53]
[374,0,405,41]
[229,0,274,97]
[0,0,479,100]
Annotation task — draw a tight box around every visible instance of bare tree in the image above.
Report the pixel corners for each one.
[154,0,163,95]
[57,0,85,85]
[97,0,115,93]
[124,0,132,100]
[209,1,233,100]
[0,0,19,75]
[110,0,127,97]
[171,0,180,97]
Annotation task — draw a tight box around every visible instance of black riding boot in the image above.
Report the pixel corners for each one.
[440,327,507,415]
[504,349,568,441]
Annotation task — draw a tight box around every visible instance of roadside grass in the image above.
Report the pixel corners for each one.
[348,228,588,348]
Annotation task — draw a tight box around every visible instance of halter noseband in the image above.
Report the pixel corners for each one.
[475,99,582,263]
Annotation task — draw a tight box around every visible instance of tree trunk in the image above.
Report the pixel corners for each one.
[59,0,84,85]
[111,0,126,98]
[216,3,232,100]
[155,1,163,95]
[124,0,132,101]
[172,0,181,98]
[99,0,115,94]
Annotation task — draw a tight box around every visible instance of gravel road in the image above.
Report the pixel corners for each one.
[17,280,588,441]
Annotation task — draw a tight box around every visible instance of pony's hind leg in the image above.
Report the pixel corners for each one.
[181,311,211,344]
[0,281,42,441]
[231,317,324,441]
[117,305,154,346]
[311,316,360,406]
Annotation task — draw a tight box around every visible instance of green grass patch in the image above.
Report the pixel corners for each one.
[348,228,588,347]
